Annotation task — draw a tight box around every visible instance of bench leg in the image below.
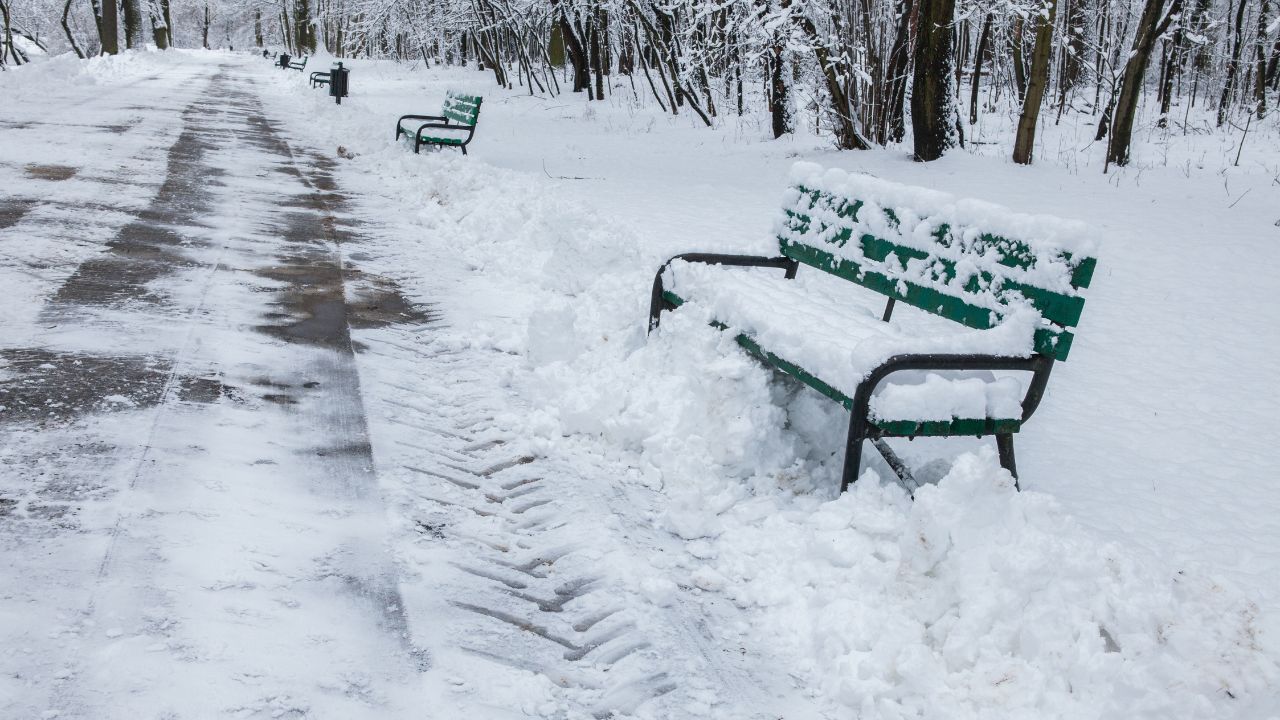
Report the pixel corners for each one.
[461,146,468,155]
[841,415,868,492]
[996,433,1020,490]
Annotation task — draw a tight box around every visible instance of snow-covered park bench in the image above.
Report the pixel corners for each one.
[647,164,1099,492]
[288,56,308,72]
[394,91,483,155]
[309,70,331,88]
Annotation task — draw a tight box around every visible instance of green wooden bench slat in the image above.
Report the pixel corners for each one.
[441,91,482,126]
[415,135,464,145]
[796,189,1096,289]
[781,210,1089,331]
[779,238,1077,361]
[874,417,1023,437]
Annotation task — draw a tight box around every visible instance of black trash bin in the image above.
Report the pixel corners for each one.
[329,62,349,104]
[278,53,291,69]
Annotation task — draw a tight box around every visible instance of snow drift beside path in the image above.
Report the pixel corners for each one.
[704,451,1277,719]
[0,49,202,98]
[254,60,1278,718]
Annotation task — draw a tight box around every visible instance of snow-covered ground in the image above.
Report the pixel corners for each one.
[2,50,1279,718]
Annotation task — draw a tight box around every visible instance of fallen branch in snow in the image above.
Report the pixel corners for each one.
[542,160,601,181]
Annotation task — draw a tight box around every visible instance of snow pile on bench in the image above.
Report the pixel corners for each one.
[780,162,1098,310]
[870,373,1023,422]
[668,262,1041,397]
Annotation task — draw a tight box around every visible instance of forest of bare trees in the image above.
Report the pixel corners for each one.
[4,0,1278,168]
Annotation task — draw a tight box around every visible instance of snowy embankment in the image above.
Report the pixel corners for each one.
[244,54,1280,717]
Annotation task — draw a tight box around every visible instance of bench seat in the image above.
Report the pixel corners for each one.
[395,124,467,146]
[662,261,1031,436]
[394,91,482,154]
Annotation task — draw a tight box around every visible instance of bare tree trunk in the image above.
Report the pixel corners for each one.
[281,7,291,54]
[62,0,86,58]
[1011,15,1028,101]
[589,6,605,100]
[911,0,958,160]
[653,6,685,108]
[768,41,792,137]
[150,0,169,49]
[1218,0,1248,126]
[882,0,915,143]
[558,12,590,92]
[969,13,992,124]
[122,0,144,49]
[161,0,172,46]
[1107,0,1182,167]
[634,29,667,111]
[793,14,870,149]
[202,3,211,49]
[1157,18,1187,125]
[1013,0,1058,164]
[1256,0,1270,117]
[0,0,20,66]
[97,0,118,53]
[1266,34,1280,88]
[255,9,263,46]
[1058,0,1085,100]
[294,0,313,54]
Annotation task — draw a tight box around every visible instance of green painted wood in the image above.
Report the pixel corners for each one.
[442,91,482,126]
[873,417,1022,437]
[780,216,1087,329]
[780,185,1097,359]
[779,238,1076,361]
[416,135,465,145]
[792,186,1095,290]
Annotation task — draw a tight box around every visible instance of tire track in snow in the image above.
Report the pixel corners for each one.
[351,323,830,718]
[352,333,677,717]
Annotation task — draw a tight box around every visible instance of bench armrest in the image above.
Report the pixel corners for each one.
[396,115,447,139]
[852,353,1055,425]
[412,122,466,133]
[399,114,446,123]
[648,253,799,333]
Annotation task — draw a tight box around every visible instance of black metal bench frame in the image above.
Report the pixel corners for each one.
[395,114,477,155]
[288,56,308,72]
[648,253,1057,494]
[310,71,331,88]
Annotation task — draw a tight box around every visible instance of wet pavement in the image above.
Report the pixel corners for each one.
[0,60,431,717]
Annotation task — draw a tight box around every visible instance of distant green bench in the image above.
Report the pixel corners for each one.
[648,165,1098,493]
[395,91,483,155]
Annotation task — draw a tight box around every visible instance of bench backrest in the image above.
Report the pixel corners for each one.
[442,91,482,127]
[776,164,1098,361]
